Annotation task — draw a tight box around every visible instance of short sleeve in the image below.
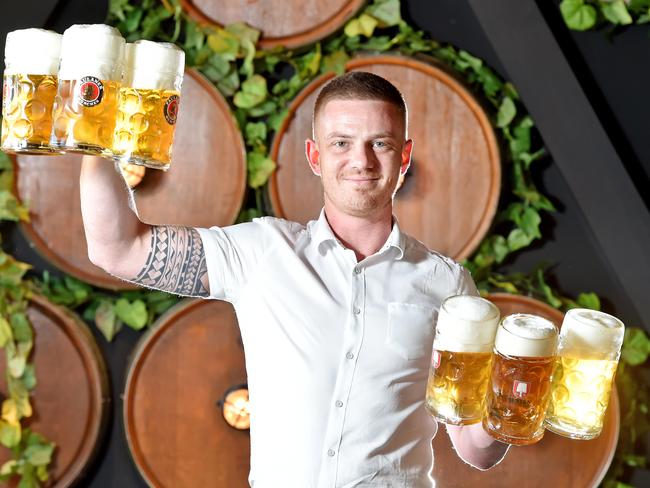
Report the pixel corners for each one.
[456,264,479,297]
[195,221,268,302]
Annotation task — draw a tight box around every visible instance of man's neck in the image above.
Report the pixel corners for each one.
[324,203,394,262]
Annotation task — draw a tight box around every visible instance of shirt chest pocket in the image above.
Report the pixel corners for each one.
[385,303,436,361]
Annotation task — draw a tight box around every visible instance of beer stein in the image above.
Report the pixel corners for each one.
[483,313,558,445]
[2,29,62,154]
[51,24,125,155]
[545,308,624,440]
[112,40,185,170]
[425,295,500,425]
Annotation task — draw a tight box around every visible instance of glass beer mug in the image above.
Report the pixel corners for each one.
[483,313,558,445]
[425,295,500,425]
[2,29,62,154]
[545,308,624,440]
[51,24,125,155]
[112,40,185,170]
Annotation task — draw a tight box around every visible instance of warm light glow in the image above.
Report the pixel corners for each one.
[222,387,250,430]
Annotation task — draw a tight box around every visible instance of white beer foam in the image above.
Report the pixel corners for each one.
[59,24,125,81]
[559,308,624,360]
[125,40,185,91]
[4,29,62,75]
[495,313,558,358]
[434,295,500,352]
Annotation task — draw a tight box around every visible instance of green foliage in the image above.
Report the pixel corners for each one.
[560,0,650,30]
[35,272,180,341]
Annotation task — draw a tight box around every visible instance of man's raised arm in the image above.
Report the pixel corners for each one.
[79,154,210,297]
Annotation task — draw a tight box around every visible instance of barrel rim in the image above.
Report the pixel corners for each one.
[179,0,366,49]
[25,294,111,488]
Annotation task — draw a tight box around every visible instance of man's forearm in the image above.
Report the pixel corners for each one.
[79,154,150,278]
[446,423,509,470]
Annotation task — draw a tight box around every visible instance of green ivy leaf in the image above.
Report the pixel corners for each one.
[345,14,379,37]
[20,364,36,390]
[10,313,32,343]
[247,152,276,188]
[95,300,121,341]
[497,97,516,128]
[366,0,402,27]
[576,292,600,310]
[201,54,230,82]
[507,228,534,252]
[267,108,289,132]
[621,328,650,366]
[217,69,241,97]
[560,0,598,31]
[0,420,21,448]
[183,18,205,51]
[0,190,30,222]
[322,50,349,75]
[207,29,240,61]
[114,298,148,330]
[233,75,268,108]
[225,22,261,45]
[0,317,13,347]
[245,122,267,146]
[24,443,54,466]
[600,0,634,25]
[8,356,26,379]
[537,269,562,308]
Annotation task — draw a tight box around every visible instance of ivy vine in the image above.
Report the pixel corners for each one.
[560,0,650,31]
[0,0,647,485]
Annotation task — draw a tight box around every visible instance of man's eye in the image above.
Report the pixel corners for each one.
[333,141,347,147]
[373,141,387,148]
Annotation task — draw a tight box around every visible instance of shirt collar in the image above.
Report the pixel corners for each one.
[312,208,406,260]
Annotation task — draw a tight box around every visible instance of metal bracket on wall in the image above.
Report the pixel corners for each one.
[467,0,650,325]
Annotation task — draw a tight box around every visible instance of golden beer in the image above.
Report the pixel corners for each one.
[1,29,62,154]
[483,314,558,445]
[425,295,500,425]
[112,40,184,170]
[545,309,624,440]
[50,24,125,155]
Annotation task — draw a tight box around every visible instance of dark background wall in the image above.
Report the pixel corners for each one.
[0,0,648,486]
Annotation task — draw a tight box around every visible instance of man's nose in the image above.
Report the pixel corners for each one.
[350,143,377,170]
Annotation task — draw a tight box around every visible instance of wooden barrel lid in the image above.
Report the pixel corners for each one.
[269,55,501,261]
[14,69,247,290]
[431,293,620,487]
[0,294,109,487]
[180,0,365,49]
[124,298,249,487]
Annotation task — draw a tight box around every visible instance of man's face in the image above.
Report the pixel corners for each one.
[306,99,413,218]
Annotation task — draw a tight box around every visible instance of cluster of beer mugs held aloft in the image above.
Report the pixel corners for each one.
[425,295,625,445]
[1,25,185,171]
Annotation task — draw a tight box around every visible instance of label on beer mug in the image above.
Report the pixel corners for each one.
[513,380,529,398]
[163,94,179,124]
[78,76,104,107]
[431,350,441,369]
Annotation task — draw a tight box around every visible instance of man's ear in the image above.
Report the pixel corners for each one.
[305,139,321,176]
[400,139,413,175]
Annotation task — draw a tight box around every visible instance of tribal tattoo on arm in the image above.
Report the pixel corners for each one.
[133,226,210,297]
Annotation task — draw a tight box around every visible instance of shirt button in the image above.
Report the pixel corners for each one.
[346,352,354,360]
[354,267,361,275]
[335,400,343,408]
[327,449,335,457]
[353,307,361,315]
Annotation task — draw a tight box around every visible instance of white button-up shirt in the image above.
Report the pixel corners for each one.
[197,210,477,488]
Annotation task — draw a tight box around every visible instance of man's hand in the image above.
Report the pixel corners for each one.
[446,423,509,470]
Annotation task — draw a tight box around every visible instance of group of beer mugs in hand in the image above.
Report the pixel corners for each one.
[1,24,185,172]
[425,295,624,445]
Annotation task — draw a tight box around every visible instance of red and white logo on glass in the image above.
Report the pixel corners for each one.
[432,350,441,369]
[513,380,529,398]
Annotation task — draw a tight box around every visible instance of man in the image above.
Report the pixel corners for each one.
[80,72,509,487]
